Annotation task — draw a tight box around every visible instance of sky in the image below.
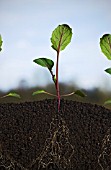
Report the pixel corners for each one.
[0,0,111,92]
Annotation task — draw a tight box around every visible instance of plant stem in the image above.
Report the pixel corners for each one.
[56,50,60,112]
[49,54,60,112]
[56,33,64,112]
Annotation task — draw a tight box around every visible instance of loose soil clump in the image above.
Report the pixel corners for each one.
[0,99,111,170]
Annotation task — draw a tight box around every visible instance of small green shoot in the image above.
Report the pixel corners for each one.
[1,92,21,99]
[33,24,85,112]
[100,33,111,104]
[32,90,57,97]
[104,99,111,105]
[74,90,86,97]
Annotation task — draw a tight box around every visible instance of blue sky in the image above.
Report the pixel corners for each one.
[0,0,111,91]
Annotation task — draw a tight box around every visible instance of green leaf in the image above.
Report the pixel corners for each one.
[1,92,21,98]
[32,90,57,97]
[32,90,46,95]
[74,90,86,97]
[33,58,54,71]
[51,24,72,51]
[0,35,3,51]
[100,34,111,60]
[104,99,111,105]
[105,68,111,74]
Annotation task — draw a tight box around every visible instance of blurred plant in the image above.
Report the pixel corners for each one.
[100,34,111,104]
[0,35,3,51]
[33,24,85,112]
[0,35,20,99]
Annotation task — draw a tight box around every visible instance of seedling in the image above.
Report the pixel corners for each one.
[100,34,111,104]
[33,24,85,112]
[0,35,20,99]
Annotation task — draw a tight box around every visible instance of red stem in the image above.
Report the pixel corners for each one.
[56,32,64,112]
[55,30,64,112]
[56,50,60,112]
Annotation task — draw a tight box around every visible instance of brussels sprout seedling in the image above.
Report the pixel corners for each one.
[0,35,20,99]
[33,24,85,112]
[100,34,111,104]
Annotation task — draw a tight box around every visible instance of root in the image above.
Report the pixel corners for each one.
[98,127,111,170]
[0,144,28,170]
[0,114,74,170]
[37,114,74,170]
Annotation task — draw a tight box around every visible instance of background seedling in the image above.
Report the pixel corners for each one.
[33,24,85,112]
[0,35,20,99]
[100,34,111,104]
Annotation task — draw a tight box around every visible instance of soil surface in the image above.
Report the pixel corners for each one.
[0,99,111,170]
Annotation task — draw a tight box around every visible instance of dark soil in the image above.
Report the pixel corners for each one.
[0,99,111,170]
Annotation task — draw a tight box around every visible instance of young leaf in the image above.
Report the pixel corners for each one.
[105,68,111,75]
[32,90,57,97]
[51,24,72,51]
[32,90,46,95]
[104,99,111,105]
[33,58,54,71]
[1,92,21,98]
[0,35,3,51]
[100,34,111,60]
[74,90,86,97]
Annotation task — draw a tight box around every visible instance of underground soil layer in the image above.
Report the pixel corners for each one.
[0,99,111,170]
